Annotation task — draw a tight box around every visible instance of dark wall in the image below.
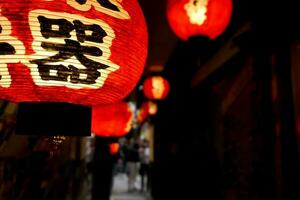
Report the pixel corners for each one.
[150,0,300,199]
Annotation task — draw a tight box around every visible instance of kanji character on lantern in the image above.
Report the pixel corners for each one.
[28,10,119,89]
[67,0,130,19]
[0,15,25,88]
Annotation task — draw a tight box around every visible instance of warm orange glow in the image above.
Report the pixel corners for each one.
[92,102,133,137]
[148,101,158,115]
[152,77,166,99]
[109,142,120,155]
[137,107,148,124]
[143,76,170,100]
[137,101,158,124]
[184,0,208,25]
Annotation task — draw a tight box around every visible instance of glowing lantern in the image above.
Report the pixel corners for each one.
[92,102,133,137]
[0,0,148,106]
[137,107,148,124]
[143,76,170,100]
[137,101,157,124]
[109,142,120,155]
[146,101,158,115]
[166,0,233,40]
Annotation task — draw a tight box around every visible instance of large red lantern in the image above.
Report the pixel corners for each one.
[143,76,170,100]
[92,102,133,137]
[166,0,233,40]
[0,0,148,106]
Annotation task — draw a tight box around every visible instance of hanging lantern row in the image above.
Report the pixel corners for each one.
[166,0,233,40]
[92,101,134,138]
[0,0,148,106]
[143,76,170,100]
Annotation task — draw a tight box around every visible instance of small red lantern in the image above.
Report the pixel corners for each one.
[137,108,148,124]
[0,0,147,106]
[137,101,157,124]
[143,76,170,100]
[166,0,233,40]
[146,101,158,115]
[109,142,120,155]
[92,102,133,137]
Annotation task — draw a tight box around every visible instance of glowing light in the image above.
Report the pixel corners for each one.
[92,102,133,137]
[143,76,170,100]
[184,0,208,25]
[109,143,120,155]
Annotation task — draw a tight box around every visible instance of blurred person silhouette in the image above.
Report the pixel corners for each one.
[124,138,140,192]
[138,139,150,193]
[115,138,127,174]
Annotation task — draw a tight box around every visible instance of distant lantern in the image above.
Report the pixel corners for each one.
[147,101,158,115]
[0,0,148,106]
[143,76,170,100]
[92,102,133,137]
[141,101,158,116]
[166,0,233,40]
[137,108,148,124]
[137,101,157,124]
[109,142,120,155]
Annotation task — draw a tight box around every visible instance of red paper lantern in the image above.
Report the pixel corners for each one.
[143,76,170,100]
[0,0,148,106]
[109,142,120,155]
[137,101,157,124]
[146,101,158,115]
[137,108,148,124]
[166,0,233,40]
[92,102,133,137]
